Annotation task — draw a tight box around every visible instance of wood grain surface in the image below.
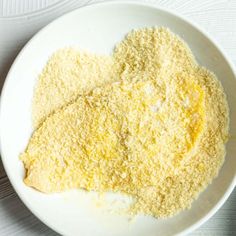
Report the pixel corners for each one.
[0,0,235,235]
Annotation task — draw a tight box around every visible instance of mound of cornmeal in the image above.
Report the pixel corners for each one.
[20,28,229,218]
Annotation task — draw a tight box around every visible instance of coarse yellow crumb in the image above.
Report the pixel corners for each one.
[21,27,229,218]
[32,49,117,127]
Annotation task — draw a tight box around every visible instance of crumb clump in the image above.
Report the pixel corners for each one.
[21,28,229,218]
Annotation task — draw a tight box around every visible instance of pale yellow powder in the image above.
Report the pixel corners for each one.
[21,28,229,218]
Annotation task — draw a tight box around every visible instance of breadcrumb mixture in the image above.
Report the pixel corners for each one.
[21,28,229,218]
[32,49,116,127]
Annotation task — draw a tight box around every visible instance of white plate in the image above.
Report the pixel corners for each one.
[1,2,236,236]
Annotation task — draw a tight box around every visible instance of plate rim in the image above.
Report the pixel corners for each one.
[0,1,236,235]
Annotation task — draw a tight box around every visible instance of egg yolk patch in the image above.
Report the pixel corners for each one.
[21,28,229,218]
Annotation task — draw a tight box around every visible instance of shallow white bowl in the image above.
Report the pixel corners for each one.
[0,2,236,236]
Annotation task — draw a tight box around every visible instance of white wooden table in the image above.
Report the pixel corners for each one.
[0,0,235,235]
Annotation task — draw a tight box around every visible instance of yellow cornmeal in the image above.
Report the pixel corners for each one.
[21,28,229,218]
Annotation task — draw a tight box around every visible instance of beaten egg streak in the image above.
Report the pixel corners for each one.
[21,28,229,217]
